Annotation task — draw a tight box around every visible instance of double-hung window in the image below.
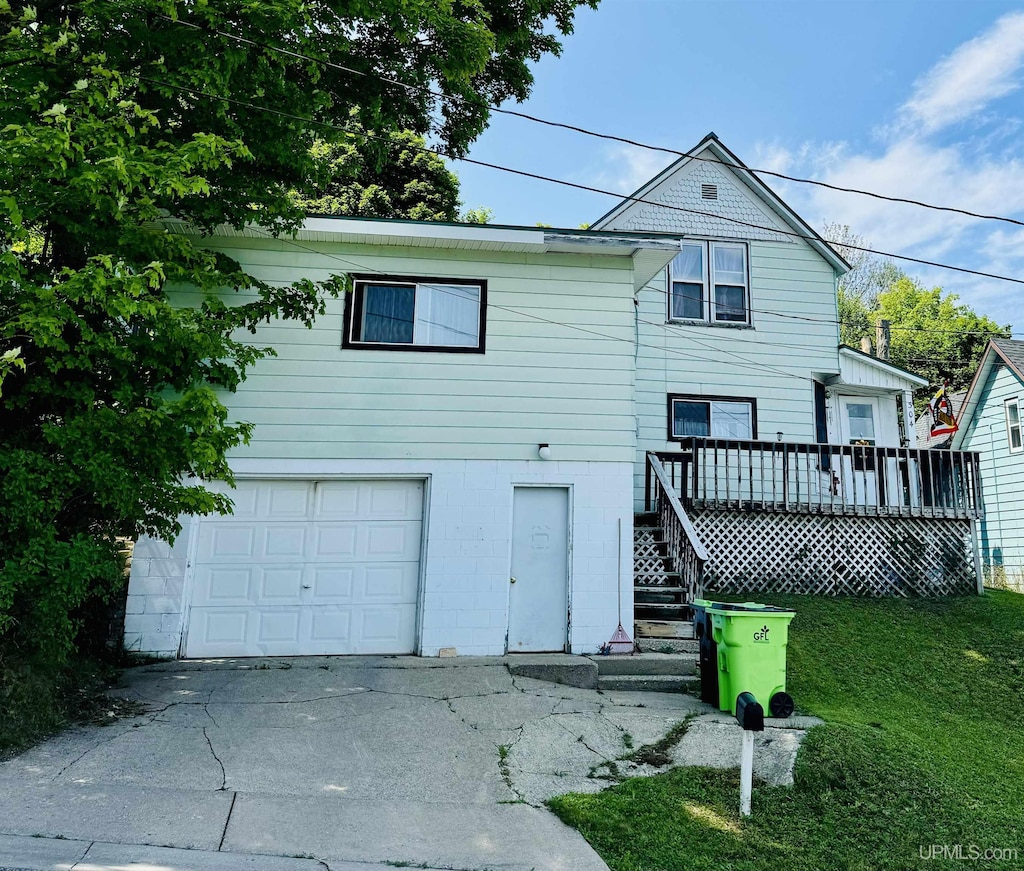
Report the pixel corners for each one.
[345,276,486,352]
[668,242,750,324]
[1006,398,1022,452]
[669,394,757,440]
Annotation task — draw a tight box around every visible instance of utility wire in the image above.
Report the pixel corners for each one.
[137,76,1024,291]
[153,12,1024,231]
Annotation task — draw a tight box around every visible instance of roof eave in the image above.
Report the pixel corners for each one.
[837,345,929,387]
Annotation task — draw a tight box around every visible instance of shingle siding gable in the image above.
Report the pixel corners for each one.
[606,158,793,243]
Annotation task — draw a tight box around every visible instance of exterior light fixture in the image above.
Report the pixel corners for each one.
[538,444,552,460]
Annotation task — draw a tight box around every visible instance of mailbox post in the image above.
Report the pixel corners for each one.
[735,691,764,817]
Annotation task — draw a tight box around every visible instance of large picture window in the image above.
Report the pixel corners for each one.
[668,242,750,325]
[345,276,486,352]
[668,394,757,440]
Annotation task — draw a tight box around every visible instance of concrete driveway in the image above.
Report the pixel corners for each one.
[0,656,706,870]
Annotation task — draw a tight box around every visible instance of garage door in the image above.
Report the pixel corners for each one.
[184,479,423,658]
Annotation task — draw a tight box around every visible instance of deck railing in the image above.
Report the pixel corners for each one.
[645,453,708,601]
[648,438,982,520]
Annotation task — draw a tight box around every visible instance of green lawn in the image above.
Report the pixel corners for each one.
[549,592,1024,871]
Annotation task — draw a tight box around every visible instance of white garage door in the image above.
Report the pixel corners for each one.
[184,479,423,658]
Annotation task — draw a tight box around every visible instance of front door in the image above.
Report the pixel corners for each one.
[508,487,569,652]
[838,397,880,507]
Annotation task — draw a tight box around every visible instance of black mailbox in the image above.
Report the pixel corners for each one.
[735,692,764,732]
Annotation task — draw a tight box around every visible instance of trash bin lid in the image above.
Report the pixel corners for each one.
[707,602,795,614]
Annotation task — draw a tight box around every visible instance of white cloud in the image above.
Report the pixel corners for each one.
[901,11,1024,133]
[590,144,674,195]
[758,12,1024,331]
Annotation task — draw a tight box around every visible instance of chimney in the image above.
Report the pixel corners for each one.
[876,320,890,361]
[860,336,872,355]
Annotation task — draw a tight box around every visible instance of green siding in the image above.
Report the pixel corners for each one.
[960,364,1024,580]
[634,238,840,504]
[195,239,638,463]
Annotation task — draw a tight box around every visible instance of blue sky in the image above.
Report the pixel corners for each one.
[451,0,1024,331]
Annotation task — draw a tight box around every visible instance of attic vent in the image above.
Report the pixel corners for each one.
[701,183,718,200]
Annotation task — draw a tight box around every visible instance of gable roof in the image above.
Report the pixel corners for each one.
[591,132,850,275]
[951,337,1024,448]
[838,344,929,388]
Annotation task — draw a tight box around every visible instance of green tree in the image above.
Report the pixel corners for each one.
[300,128,461,221]
[872,277,1010,404]
[822,223,903,347]
[0,0,595,662]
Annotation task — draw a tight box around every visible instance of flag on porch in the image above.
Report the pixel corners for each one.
[928,382,959,438]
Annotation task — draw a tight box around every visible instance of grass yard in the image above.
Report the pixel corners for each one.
[549,592,1024,871]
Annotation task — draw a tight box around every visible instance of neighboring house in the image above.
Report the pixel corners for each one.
[125,134,984,660]
[952,338,1024,589]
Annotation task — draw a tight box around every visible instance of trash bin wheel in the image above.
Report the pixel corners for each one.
[769,691,794,719]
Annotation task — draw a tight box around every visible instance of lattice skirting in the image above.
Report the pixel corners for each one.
[634,527,672,585]
[692,510,979,596]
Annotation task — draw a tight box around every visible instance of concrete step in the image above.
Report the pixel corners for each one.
[588,652,697,676]
[597,674,699,693]
[637,637,699,654]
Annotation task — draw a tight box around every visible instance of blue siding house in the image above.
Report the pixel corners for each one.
[953,338,1024,590]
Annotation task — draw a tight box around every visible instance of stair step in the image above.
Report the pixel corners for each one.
[635,619,696,640]
[637,638,699,654]
[634,602,690,610]
[598,674,698,693]
[588,652,697,676]
[630,589,688,597]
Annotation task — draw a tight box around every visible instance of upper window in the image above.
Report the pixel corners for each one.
[344,276,486,353]
[1006,399,1022,453]
[668,242,750,325]
[669,394,756,440]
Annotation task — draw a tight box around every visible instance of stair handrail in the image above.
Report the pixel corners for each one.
[646,452,707,601]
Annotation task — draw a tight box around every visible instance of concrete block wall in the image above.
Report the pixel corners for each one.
[123,530,193,657]
[124,458,635,658]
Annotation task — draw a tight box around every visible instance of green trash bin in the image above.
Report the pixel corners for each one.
[708,602,795,718]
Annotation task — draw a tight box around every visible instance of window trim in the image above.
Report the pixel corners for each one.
[667,393,758,442]
[1005,398,1023,453]
[667,241,751,326]
[343,274,487,353]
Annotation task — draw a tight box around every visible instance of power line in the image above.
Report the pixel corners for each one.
[153,12,1024,231]
[137,76,1024,291]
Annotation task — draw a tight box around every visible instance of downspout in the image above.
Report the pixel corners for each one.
[985,421,1001,585]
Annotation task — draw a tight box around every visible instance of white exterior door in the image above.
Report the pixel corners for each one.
[184,479,422,658]
[507,487,569,653]
[838,397,880,507]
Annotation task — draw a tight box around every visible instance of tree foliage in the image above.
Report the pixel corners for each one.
[822,224,1009,402]
[871,277,1009,401]
[0,0,595,661]
[822,223,903,347]
[299,128,461,222]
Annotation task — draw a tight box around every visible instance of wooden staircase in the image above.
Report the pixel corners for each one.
[633,512,695,640]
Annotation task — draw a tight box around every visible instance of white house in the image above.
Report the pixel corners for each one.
[125,219,680,658]
[124,134,981,660]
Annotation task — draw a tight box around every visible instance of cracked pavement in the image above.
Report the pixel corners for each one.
[0,655,708,871]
